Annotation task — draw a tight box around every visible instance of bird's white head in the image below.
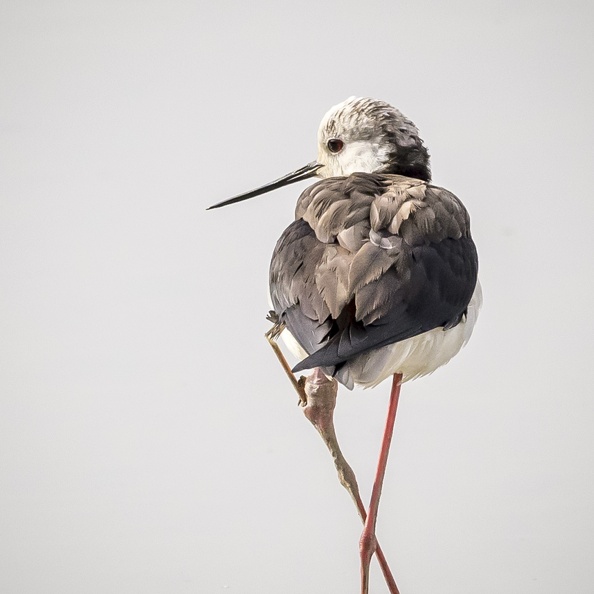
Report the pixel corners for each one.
[208,97,431,210]
[316,97,431,181]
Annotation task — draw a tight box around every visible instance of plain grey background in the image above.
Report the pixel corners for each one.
[1,1,593,593]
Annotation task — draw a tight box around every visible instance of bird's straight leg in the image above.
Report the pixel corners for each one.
[303,369,399,594]
[360,373,402,594]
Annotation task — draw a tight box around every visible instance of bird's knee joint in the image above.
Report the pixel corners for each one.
[359,531,377,555]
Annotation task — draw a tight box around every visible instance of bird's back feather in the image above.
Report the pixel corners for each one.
[269,173,479,386]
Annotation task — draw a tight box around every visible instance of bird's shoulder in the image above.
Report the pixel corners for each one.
[294,172,471,248]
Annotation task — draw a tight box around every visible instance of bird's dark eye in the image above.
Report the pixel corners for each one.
[327,138,344,154]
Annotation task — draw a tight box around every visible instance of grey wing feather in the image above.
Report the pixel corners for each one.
[293,237,478,372]
[269,174,478,379]
[269,219,333,354]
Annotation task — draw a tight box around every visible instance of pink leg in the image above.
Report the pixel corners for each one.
[360,373,402,594]
[265,322,400,593]
[304,369,399,594]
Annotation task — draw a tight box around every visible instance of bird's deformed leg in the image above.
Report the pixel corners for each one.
[265,312,307,405]
[264,317,399,593]
[359,373,402,594]
[303,369,399,594]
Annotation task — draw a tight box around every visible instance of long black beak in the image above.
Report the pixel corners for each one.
[207,161,323,210]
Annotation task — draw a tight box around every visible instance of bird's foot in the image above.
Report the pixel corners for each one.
[265,311,285,341]
[265,310,279,324]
